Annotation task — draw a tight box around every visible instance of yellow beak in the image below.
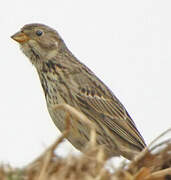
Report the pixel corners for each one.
[11,32,30,43]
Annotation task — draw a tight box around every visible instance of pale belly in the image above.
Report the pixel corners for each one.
[47,103,91,150]
[46,103,120,158]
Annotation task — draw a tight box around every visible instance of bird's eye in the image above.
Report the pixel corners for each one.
[36,30,43,36]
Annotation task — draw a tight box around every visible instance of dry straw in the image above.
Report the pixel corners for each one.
[0,104,171,180]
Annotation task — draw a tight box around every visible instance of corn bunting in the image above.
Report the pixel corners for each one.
[11,23,146,160]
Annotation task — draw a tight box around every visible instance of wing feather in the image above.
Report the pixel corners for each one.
[77,92,146,150]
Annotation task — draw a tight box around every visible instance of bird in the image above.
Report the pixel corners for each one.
[11,23,146,160]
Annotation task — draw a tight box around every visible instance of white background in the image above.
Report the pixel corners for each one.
[0,0,171,167]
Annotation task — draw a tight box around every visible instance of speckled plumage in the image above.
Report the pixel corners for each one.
[11,23,146,160]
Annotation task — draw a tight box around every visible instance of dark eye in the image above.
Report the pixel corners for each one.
[36,30,43,36]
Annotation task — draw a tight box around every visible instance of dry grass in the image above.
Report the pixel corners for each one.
[0,132,171,180]
[1,104,171,180]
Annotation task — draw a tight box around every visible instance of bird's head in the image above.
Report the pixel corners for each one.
[11,23,65,67]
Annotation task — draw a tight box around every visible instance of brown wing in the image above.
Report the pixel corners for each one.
[77,91,146,149]
[55,55,146,151]
[73,67,146,151]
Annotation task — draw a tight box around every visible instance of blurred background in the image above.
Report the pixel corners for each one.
[0,0,171,167]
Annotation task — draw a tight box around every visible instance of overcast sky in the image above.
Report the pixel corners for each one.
[0,0,171,167]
